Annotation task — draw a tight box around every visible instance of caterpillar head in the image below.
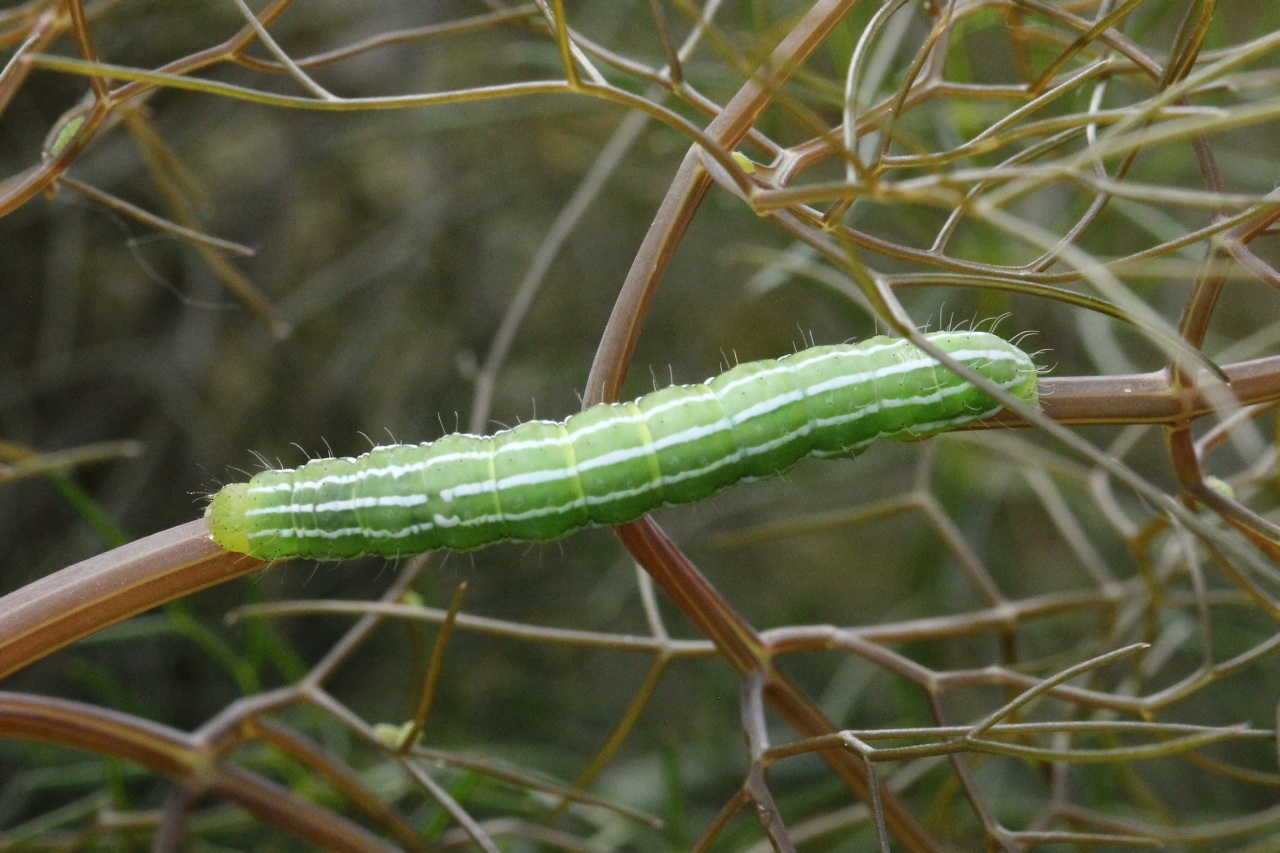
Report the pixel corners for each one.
[205,483,259,558]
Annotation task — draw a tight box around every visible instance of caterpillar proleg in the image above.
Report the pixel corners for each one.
[206,331,1038,560]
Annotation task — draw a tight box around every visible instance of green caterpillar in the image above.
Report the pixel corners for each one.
[206,331,1038,560]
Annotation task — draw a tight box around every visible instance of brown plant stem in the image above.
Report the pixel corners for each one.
[0,520,266,681]
[616,518,941,853]
[1021,355,1280,426]
[0,691,399,851]
[3,352,1280,685]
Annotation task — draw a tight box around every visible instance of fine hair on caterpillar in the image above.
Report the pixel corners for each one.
[205,330,1040,560]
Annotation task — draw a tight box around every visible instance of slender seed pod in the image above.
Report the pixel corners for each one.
[206,331,1038,560]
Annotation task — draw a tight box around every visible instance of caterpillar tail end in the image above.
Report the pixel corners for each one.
[1014,354,1041,409]
[205,483,260,559]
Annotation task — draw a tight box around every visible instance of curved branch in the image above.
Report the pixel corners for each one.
[0,692,399,852]
[0,520,266,681]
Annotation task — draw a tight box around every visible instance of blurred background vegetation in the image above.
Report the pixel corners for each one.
[2,0,1280,850]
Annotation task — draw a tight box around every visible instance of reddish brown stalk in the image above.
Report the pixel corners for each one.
[617,519,941,853]
[0,520,265,681]
[0,692,399,851]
